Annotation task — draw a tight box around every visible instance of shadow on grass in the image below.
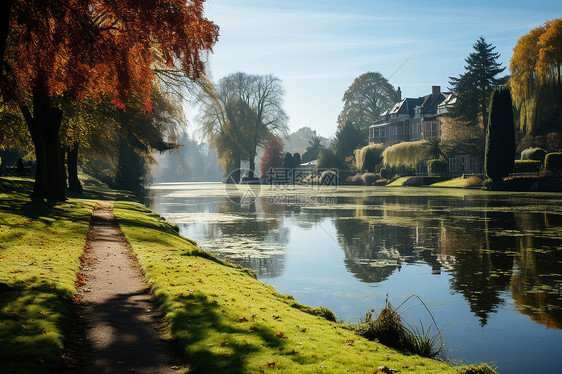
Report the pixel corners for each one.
[0,280,74,374]
[159,291,286,374]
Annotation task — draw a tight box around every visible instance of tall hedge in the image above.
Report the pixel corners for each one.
[485,87,515,182]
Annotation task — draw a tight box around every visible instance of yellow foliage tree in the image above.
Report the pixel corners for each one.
[510,19,562,135]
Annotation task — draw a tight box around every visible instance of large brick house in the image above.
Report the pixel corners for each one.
[369,86,450,146]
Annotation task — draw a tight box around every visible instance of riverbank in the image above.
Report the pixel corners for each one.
[0,178,495,373]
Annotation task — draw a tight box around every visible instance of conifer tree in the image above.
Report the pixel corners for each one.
[449,37,506,126]
[485,87,516,182]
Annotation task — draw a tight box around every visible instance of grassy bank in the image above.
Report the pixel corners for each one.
[113,196,495,374]
[0,178,495,373]
[0,178,96,373]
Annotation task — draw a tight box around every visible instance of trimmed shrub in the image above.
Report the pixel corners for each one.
[485,87,516,182]
[520,147,547,162]
[545,152,562,171]
[512,160,541,174]
[427,159,448,175]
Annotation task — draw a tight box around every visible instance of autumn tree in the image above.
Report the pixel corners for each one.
[1,0,218,201]
[511,19,562,135]
[449,37,506,126]
[338,72,398,131]
[259,136,284,178]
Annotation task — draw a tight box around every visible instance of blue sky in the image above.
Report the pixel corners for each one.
[194,0,561,138]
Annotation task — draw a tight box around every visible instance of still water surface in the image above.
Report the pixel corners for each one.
[149,182,562,373]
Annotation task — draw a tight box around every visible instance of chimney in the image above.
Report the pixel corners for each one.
[397,87,402,101]
[432,86,440,97]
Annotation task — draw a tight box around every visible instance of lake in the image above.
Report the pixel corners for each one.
[148,182,562,373]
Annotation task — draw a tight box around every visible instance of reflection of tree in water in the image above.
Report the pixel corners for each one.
[197,197,289,278]
[445,205,516,326]
[510,213,562,329]
[334,195,445,284]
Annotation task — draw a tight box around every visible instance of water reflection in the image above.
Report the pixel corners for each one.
[149,184,562,372]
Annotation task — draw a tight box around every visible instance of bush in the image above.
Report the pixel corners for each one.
[361,173,378,185]
[374,178,388,186]
[347,173,363,185]
[545,152,562,171]
[512,160,541,174]
[427,159,448,175]
[520,147,547,162]
[380,168,393,179]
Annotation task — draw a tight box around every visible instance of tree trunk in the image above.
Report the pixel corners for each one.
[248,155,256,179]
[67,143,83,193]
[24,75,66,201]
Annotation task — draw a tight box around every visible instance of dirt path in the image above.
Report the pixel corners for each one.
[70,201,181,374]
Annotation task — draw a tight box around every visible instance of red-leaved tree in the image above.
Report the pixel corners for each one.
[259,136,285,178]
[1,0,218,201]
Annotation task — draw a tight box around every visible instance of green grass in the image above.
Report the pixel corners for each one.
[430,177,483,188]
[0,178,96,373]
[113,197,495,374]
[387,177,411,186]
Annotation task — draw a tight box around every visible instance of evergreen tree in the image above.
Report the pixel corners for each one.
[485,87,516,182]
[302,133,324,162]
[449,37,506,126]
[333,121,367,159]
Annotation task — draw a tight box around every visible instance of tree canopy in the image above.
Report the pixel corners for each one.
[1,0,218,200]
[337,72,398,131]
[510,19,562,135]
[448,37,506,126]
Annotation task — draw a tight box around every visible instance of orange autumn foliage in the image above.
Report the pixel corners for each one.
[4,0,219,108]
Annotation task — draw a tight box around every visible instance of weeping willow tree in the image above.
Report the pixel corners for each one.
[354,143,384,173]
[382,140,428,168]
[510,19,562,135]
[198,72,288,182]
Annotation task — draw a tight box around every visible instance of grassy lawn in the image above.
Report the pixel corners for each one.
[0,178,96,373]
[113,197,495,374]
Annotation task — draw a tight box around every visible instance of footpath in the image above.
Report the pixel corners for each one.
[71,201,181,374]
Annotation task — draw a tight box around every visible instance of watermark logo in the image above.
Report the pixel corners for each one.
[224,168,261,205]
[224,168,338,205]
